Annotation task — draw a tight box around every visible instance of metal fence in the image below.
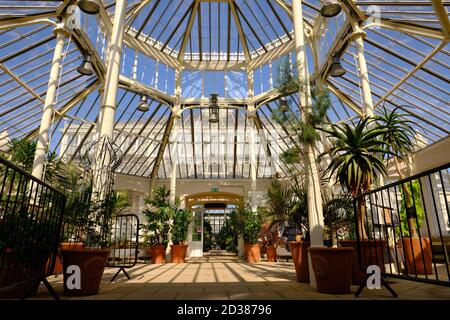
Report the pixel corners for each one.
[107,214,140,282]
[353,163,450,287]
[0,157,66,299]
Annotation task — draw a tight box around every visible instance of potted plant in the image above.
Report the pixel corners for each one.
[60,188,117,296]
[320,116,391,286]
[265,179,310,281]
[259,223,279,262]
[170,207,191,263]
[375,106,432,275]
[143,186,171,264]
[272,61,333,284]
[242,208,263,263]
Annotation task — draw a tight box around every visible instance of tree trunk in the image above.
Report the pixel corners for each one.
[358,197,368,240]
[393,157,418,238]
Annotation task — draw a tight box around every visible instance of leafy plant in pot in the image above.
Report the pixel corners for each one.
[374,105,432,275]
[272,60,335,285]
[264,179,310,282]
[237,208,263,263]
[320,116,391,287]
[143,186,171,264]
[170,207,191,263]
[259,223,279,262]
[61,188,117,296]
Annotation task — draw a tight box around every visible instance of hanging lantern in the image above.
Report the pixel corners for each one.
[279,96,289,112]
[320,0,342,18]
[77,0,100,14]
[77,53,94,76]
[137,95,149,112]
[330,55,346,77]
[209,93,219,123]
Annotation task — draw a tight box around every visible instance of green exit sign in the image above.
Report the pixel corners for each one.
[211,187,219,192]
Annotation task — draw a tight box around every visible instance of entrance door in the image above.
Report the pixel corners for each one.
[188,210,203,257]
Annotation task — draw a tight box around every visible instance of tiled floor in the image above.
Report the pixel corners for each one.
[31,252,450,300]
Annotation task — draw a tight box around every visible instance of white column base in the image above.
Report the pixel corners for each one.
[237,235,245,258]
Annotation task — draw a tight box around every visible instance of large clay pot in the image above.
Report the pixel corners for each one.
[289,241,310,282]
[266,246,277,262]
[402,237,433,275]
[61,249,110,296]
[171,244,188,264]
[150,245,165,264]
[340,239,387,285]
[51,242,85,275]
[308,247,354,294]
[244,244,261,263]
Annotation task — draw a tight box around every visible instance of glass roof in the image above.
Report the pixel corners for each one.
[0,0,448,180]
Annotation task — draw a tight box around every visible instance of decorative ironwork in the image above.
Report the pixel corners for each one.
[353,162,450,295]
[0,157,66,300]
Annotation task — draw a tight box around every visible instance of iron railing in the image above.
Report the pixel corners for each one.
[107,214,140,282]
[353,162,450,287]
[0,157,66,299]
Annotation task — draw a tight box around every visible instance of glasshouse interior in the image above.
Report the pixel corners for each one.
[0,0,449,301]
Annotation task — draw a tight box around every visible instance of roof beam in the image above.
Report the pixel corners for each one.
[229,0,251,61]
[0,63,45,103]
[149,112,176,190]
[178,0,201,62]
[0,13,56,30]
[126,0,152,21]
[119,74,174,106]
[431,0,450,38]
[363,18,446,41]
[25,79,100,139]
[373,41,447,109]
[272,0,314,33]
[326,81,363,117]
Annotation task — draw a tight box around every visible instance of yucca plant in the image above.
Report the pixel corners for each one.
[321,117,392,240]
[374,105,418,237]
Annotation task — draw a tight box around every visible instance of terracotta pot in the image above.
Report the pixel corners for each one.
[308,247,354,294]
[150,245,165,264]
[62,249,110,296]
[340,239,387,285]
[60,242,85,251]
[51,242,85,275]
[289,241,310,283]
[402,237,433,275]
[171,244,188,263]
[266,246,277,262]
[244,244,261,263]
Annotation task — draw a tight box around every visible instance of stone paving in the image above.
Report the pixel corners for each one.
[32,252,450,300]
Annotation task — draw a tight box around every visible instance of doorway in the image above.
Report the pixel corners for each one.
[185,192,244,258]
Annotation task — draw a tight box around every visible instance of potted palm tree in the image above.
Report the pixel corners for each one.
[374,105,432,275]
[144,186,171,264]
[265,179,310,281]
[170,207,191,263]
[320,116,391,286]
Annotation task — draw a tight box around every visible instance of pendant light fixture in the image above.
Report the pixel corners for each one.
[329,55,346,77]
[137,95,149,112]
[209,93,219,123]
[279,96,289,113]
[77,53,94,76]
[320,0,342,18]
[77,0,100,15]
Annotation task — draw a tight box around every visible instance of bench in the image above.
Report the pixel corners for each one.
[276,246,292,262]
